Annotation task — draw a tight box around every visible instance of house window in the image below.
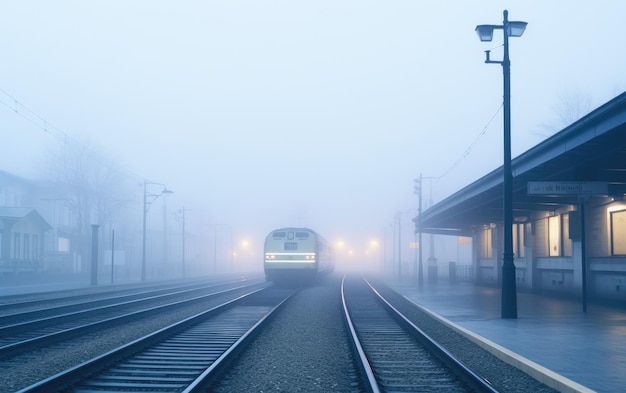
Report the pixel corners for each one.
[513,223,525,258]
[611,210,626,255]
[13,233,21,259]
[32,235,39,260]
[58,237,70,253]
[23,234,30,259]
[479,228,492,259]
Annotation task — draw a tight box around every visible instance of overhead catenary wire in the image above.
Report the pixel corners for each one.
[0,87,69,142]
[435,103,503,183]
[0,86,144,181]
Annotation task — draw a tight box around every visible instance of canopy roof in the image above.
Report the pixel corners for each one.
[417,92,626,236]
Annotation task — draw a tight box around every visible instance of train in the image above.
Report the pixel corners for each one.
[263,227,334,283]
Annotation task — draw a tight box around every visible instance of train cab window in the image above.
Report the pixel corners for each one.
[288,232,294,240]
[295,232,309,238]
[273,232,286,239]
[285,242,298,250]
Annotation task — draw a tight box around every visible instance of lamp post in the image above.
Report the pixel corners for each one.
[141,180,173,281]
[397,211,402,280]
[178,207,191,277]
[476,10,527,319]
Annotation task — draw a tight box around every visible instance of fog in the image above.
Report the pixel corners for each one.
[1,1,625,274]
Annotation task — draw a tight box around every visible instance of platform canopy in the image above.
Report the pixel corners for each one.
[417,92,626,236]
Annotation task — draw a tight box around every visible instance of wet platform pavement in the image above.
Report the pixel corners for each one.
[387,279,626,393]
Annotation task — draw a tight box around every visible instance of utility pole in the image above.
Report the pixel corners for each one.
[414,175,423,287]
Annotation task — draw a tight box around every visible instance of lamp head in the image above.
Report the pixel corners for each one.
[475,24,497,42]
[507,21,527,37]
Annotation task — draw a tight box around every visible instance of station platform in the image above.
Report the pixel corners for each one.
[387,278,626,393]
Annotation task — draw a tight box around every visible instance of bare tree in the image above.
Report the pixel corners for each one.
[534,88,594,139]
[553,88,593,128]
[43,137,135,269]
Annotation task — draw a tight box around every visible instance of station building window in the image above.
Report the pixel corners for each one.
[610,209,626,255]
[513,223,525,258]
[562,214,572,256]
[478,227,492,259]
[548,214,572,257]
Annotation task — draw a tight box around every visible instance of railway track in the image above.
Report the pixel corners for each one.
[342,275,499,393]
[0,277,258,319]
[2,274,558,392]
[0,278,266,359]
[0,279,209,311]
[17,286,296,393]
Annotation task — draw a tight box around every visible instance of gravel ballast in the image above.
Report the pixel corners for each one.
[212,274,360,392]
[1,273,562,392]
[212,273,558,392]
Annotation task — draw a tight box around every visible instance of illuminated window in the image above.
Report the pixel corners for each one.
[547,214,572,257]
[548,215,560,256]
[513,223,525,258]
[611,210,626,255]
[479,228,492,259]
[562,214,572,256]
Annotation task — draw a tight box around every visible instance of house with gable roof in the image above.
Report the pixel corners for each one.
[0,207,51,273]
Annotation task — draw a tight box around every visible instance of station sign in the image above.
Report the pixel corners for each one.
[527,181,608,195]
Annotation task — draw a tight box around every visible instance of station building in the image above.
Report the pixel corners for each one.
[417,91,626,302]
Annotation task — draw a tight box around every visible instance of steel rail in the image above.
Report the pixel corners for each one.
[17,286,293,393]
[363,276,500,393]
[341,274,381,393]
[0,282,267,358]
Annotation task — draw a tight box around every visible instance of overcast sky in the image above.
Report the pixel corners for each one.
[1,1,625,258]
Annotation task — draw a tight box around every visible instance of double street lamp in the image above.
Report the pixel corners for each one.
[141,180,173,281]
[475,10,527,319]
